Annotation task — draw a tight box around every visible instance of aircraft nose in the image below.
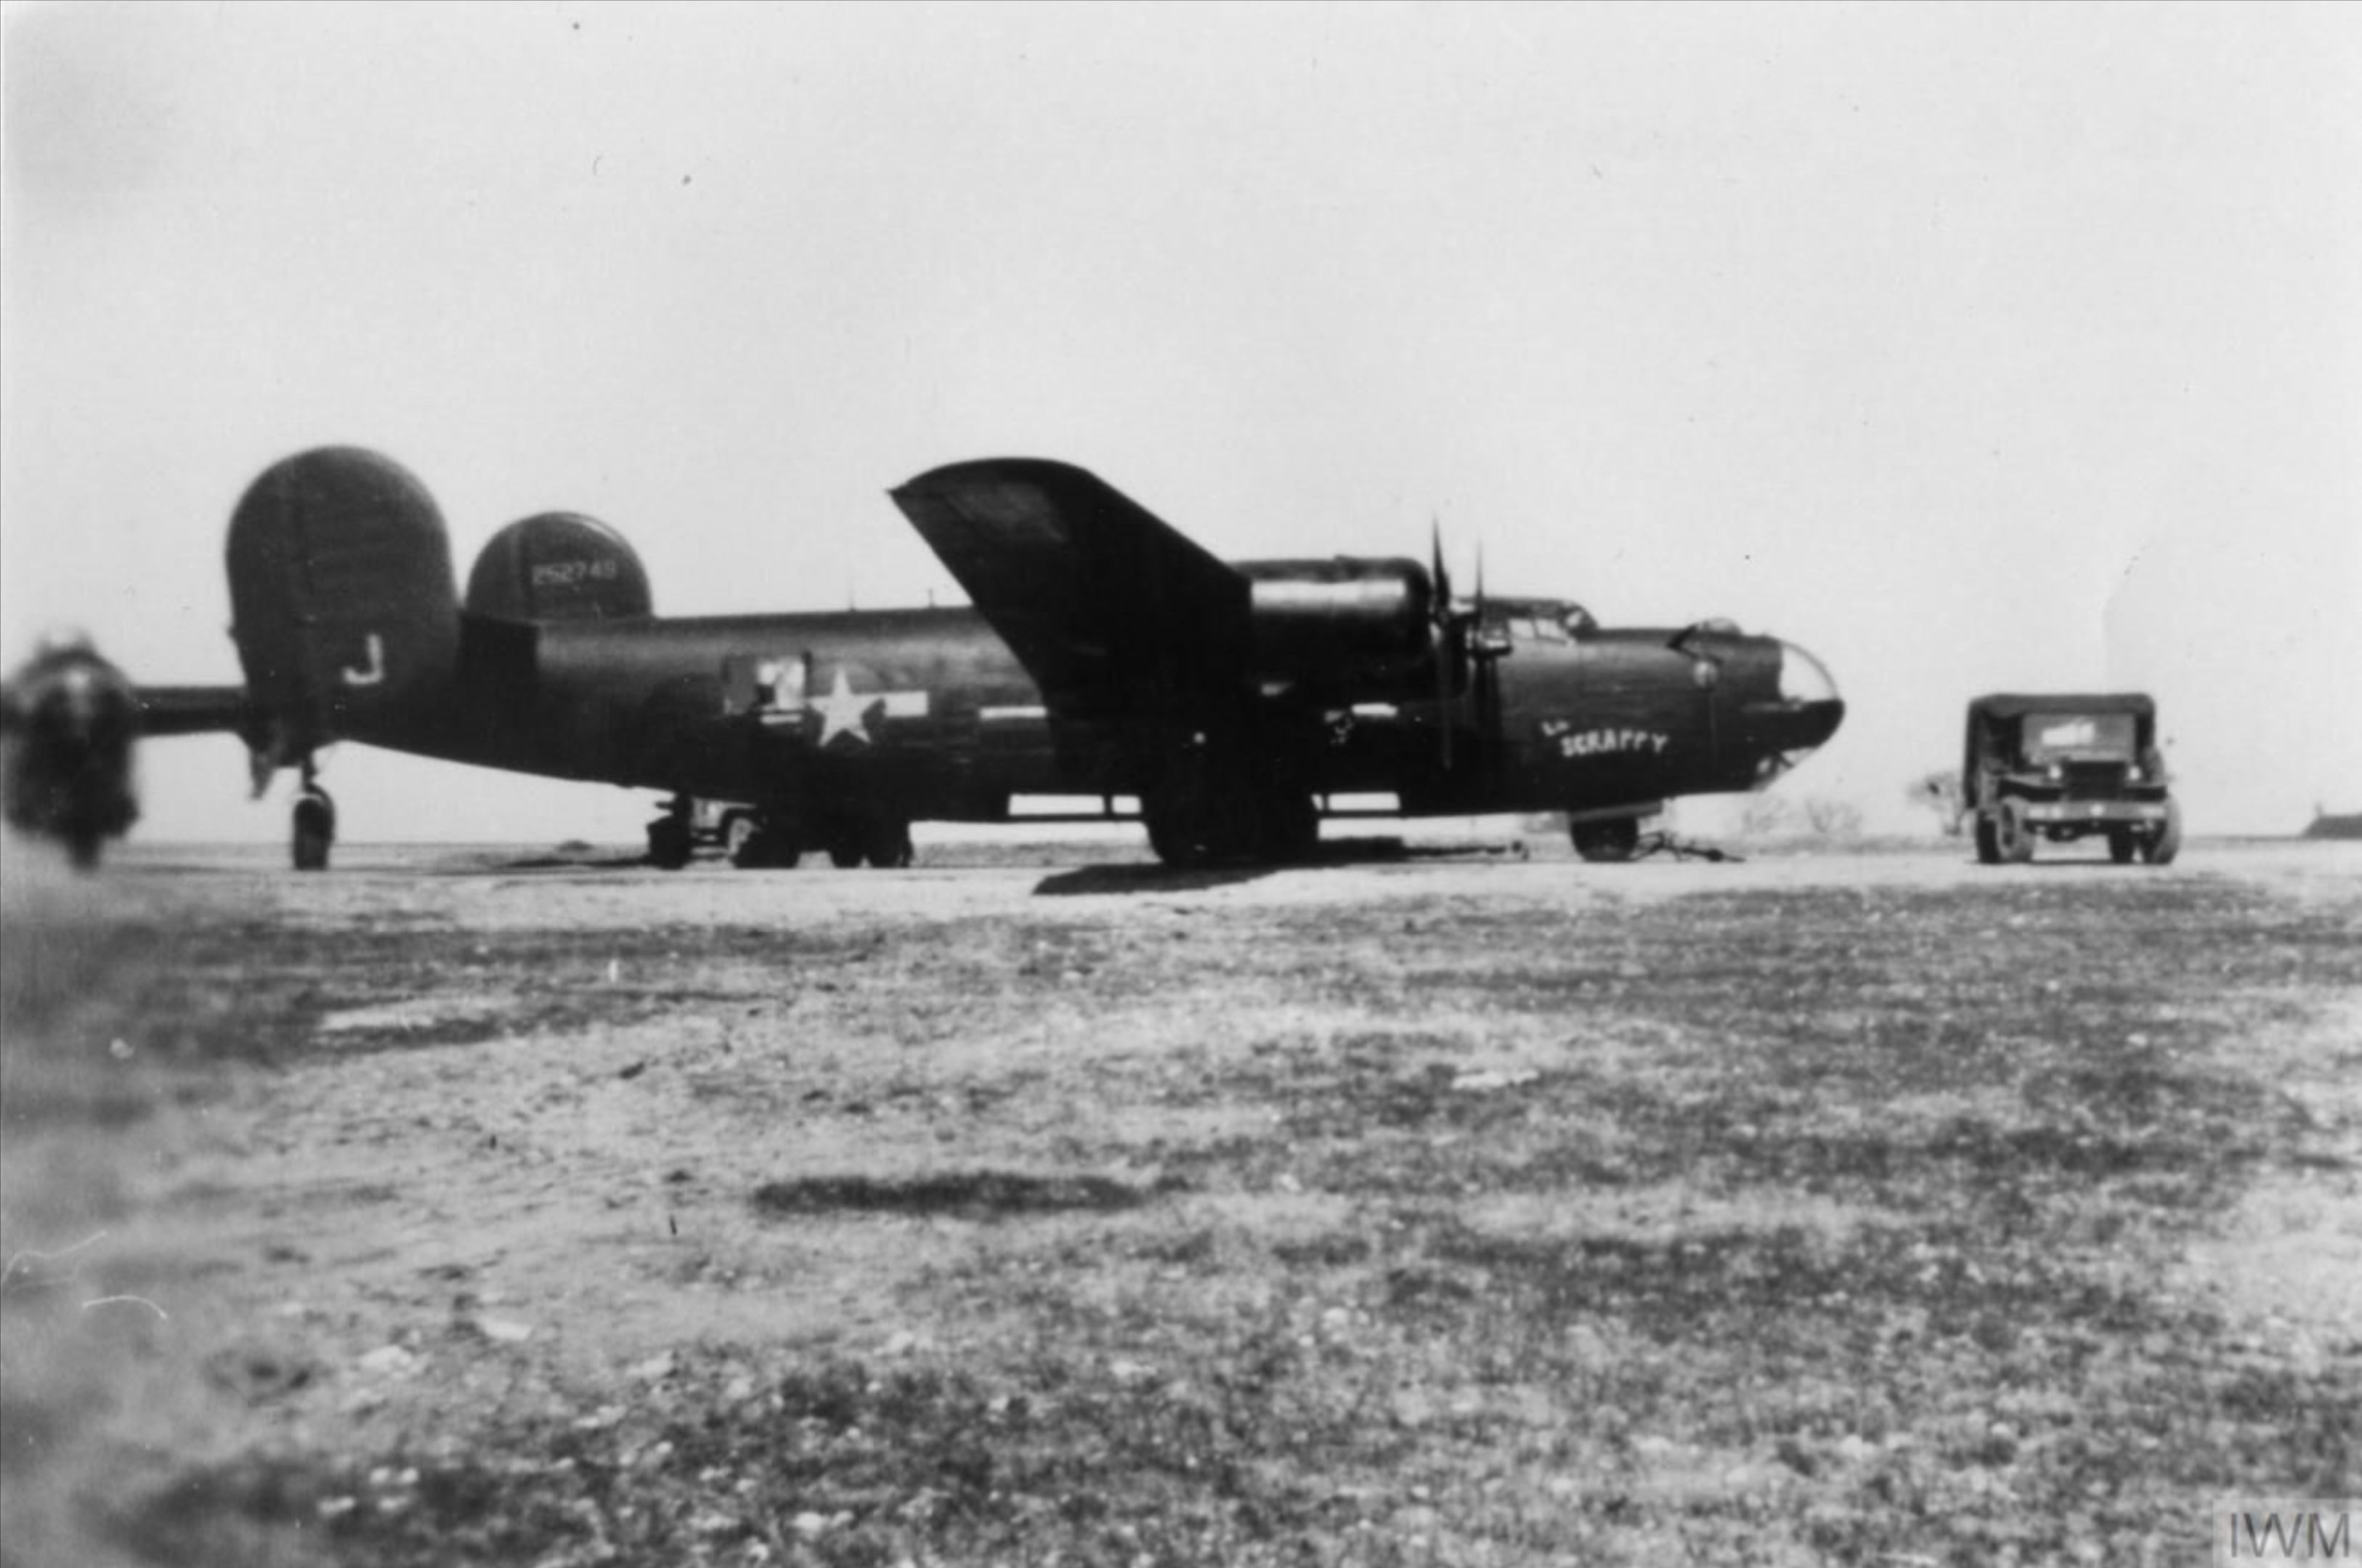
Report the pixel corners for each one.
[1752,640,1844,777]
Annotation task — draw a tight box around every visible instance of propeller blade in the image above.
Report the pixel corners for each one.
[1429,518,1453,619]
[1431,517,1454,771]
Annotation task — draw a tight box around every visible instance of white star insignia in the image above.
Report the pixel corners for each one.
[808,668,877,747]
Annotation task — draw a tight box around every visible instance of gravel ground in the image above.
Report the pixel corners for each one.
[3,832,2356,1566]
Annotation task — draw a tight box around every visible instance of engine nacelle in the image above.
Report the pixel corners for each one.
[1,636,140,868]
[1237,557,1436,688]
[466,512,653,624]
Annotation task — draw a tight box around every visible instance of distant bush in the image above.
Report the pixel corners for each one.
[1907,770,1964,835]
[1728,793,1868,851]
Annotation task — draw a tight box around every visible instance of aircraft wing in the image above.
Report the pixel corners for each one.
[889,459,1253,723]
[135,685,253,737]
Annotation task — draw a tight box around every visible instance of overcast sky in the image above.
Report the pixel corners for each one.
[4,1,2356,843]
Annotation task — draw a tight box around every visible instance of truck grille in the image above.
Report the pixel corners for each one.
[2060,762,2132,800]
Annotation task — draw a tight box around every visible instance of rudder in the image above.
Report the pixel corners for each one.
[227,447,460,763]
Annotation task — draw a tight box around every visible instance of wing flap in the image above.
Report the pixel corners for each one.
[889,459,1251,723]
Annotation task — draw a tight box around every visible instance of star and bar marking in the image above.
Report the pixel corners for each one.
[806,667,929,747]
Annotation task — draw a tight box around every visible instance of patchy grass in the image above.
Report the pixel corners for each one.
[752,1172,1180,1221]
[11,857,2361,1566]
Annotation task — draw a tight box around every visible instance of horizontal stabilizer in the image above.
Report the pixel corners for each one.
[134,686,253,738]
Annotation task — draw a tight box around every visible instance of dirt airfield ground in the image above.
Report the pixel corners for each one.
[2,828,2357,1567]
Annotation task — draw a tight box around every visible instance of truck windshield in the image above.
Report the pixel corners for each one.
[2020,712,2138,763]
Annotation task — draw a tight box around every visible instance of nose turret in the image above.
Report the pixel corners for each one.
[1753,639,1844,781]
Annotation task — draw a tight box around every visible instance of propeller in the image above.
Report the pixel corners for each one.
[1432,520,1456,770]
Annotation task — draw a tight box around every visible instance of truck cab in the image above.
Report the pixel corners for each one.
[1961,692,2179,865]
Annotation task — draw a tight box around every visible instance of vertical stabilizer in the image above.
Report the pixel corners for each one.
[226,447,460,768]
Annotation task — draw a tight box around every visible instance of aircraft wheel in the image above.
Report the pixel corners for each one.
[1571,817,1640,864]
[863,819,914,869]
[1254,792,1320,864]
[1145,811,1204,869]
[2141,800,2182,866]
[1973,814,2001,864]
[2107,826,2138,864]
[646,816,692,870]
[65,826,105,873]
[293,790,336,872]
[1150,789,1260,866]
[1996,800,2037,864]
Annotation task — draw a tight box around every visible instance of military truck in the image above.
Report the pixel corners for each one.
[1961,693,2179,865]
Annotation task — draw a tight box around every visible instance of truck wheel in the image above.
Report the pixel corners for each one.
[1996,800,2036,864]
[2107,827,2137,864]
[646,816,692,870]
[2141,800,2182,866]
[1973,815,2001,864]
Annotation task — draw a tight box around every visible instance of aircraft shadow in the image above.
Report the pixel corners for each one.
[752,1170,1184,1222]
[1031,836,1525,896]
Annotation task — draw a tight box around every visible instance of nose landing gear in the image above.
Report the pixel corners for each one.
[1570,816,1640,864]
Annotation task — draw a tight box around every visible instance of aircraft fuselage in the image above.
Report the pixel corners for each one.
[380,598,1838,830]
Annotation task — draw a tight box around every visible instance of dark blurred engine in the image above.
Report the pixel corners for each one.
[1,635,141,869]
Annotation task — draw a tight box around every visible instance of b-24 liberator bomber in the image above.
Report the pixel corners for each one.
[1,447,1844,870]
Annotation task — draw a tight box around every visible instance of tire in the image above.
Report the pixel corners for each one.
[65,827,105,872]
[2107,826,2138,864]
[1145,809,1205,869]
[646,816,691,870]
[1571,817,1640,864]
[1996,799,2036,864]
[293,795,335,872]
[1254,793,1320,864]
[2141,800,2182,866]
[1973,814,2001,865]
[863,820,914,869]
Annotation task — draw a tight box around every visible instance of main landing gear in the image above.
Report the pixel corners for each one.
[818,815,913,871]
[1140,740,1320,869]
[291,760,336,872]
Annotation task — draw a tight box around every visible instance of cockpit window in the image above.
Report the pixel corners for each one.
[1561,606,1596,636]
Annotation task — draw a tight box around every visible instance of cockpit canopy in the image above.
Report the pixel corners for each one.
[1484,598,1597,644]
